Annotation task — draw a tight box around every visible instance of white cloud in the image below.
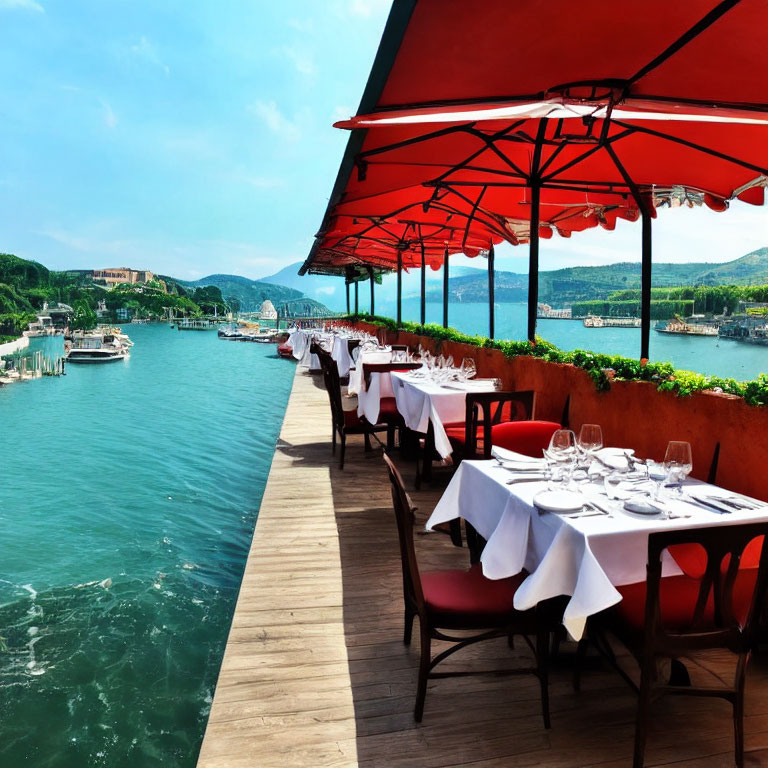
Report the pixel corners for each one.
[0,0,44,12]
[127,36,170,75]
[102,102,118,129]
[346,0,390,19]
[248,100,303,142]
[331,105,353,123]
[283,45,314,76]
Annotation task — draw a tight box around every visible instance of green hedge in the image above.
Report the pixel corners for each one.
[571,300,694,319]
[344,313,768,405]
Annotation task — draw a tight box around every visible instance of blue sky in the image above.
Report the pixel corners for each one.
[0,0,766,284]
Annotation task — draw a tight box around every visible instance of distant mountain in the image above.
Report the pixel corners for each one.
[172,273,305,312]
[260,261,487,311]
[424,247,768,304]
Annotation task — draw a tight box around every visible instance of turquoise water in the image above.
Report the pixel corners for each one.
[376,299,768,380]
[0,325,294,767]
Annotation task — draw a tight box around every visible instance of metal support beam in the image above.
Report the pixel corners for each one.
[354,280,359,314]
[346,281,350,315]
[442,248,449,329]
[420,240,426,326]
[368,267,375,316]
[641,210,653,360]
[528,185,540,342]
[396,251,403,326]
[488,243,495,339]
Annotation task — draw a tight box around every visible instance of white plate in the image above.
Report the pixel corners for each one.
[533,490,585,513]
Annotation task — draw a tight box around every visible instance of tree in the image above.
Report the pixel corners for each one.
[71,299,98,331]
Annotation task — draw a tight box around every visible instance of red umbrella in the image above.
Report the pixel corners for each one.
[303,0,768,354]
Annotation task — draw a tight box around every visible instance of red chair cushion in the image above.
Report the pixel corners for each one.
[422,564,524,620]
[343,408,364,429]
[669,536,764,579]
[615,569,758,631]
[490,420,562,458]
[277,343,293,356]
[444,424,485,445]
[377,397,404,425]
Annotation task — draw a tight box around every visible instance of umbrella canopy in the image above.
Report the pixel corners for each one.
[302,0,768,354]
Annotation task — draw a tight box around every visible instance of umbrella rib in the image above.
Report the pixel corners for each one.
[627,0,743,87]
[612,119,768,177]
[540,129,634,182]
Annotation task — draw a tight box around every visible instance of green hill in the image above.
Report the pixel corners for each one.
[173,273,305,312]
[424,247,768,304]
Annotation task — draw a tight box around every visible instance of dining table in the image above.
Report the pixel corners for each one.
[389,371,498,459]
[426,452,768,639]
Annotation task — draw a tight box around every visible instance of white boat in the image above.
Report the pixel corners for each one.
[65,332,130,363]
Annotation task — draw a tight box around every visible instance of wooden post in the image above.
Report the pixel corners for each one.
[641,209,652,360]
[442,248,449,329]
[488,243,495,339]
[396,251,403,326]
[420,241,426,326]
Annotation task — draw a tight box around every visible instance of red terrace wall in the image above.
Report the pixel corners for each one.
[342,321,768,501]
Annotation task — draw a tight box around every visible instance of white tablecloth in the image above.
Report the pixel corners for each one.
[427,460,768,639]
[332,335,355,377]
[352,350,396,424]
[390,373,496,459]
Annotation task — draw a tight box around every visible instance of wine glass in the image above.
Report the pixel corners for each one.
[548,430,578,487]
[646,460,667,500]
[578,424,603,456]
[664,441,693,494]
[460,357,477,381]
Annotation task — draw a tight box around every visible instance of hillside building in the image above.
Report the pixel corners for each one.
[93,267,155,287]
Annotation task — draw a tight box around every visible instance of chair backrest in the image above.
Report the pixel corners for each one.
[490,420,562,458]
[644,523,768,656]
[383,453,426,618]
[312,342,345,431]
[464,391,536,459]
[362,361,422,390]
[347,338,361,356]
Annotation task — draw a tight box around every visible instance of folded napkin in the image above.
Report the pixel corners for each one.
[491,445,545,467]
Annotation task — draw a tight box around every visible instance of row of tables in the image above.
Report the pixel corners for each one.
[288,328,768,640]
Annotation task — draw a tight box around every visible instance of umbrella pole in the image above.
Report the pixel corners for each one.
[397,251,403,326]
[346,281,350,315]
[354,281,359,314]
[368,266,375,316]
[488,243,495,339]
[528,181,541,342]
[641,210,652,359]
[420,240,426,325]
[442,248,449,329]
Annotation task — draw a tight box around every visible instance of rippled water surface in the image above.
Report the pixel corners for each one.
[0,325,294,767]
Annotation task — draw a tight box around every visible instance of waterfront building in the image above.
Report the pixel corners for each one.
[93,267,156,287]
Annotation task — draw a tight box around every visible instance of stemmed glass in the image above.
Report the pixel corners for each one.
[547,429,578,487]
[459,357,477,381]
[664,441,693,494]
[577,424,603,466]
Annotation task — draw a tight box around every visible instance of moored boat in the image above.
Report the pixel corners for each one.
[65,331,130,363]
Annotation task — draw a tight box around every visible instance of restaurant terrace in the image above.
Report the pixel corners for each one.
[198,2,768,767]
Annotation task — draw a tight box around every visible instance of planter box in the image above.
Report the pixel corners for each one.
[343,321,767,499]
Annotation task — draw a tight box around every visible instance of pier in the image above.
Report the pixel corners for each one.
[197,368,768,768]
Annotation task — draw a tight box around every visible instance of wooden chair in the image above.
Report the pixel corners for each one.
[383,452,552,725]
[313,343,388,469]
[592,522,768,768]
[490,420,563,458]
[445,390,536,460]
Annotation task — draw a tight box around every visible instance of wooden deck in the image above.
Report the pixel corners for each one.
[197,369,768,768]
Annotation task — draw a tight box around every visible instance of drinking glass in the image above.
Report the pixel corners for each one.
[460,357,477,381]
[578,424,603,458]
[664,441,693,493]
[548,430,578,487]
[647,460,667,499]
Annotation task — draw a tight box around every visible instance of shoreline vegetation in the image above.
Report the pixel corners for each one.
[0,253,331,343]
[344,313,768,407]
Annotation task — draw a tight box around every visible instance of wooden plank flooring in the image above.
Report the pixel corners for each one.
[197,369,768,767]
